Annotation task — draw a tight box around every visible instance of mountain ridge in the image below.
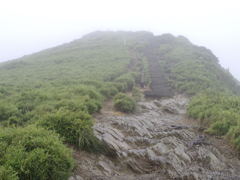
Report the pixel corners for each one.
[1,31,240,179]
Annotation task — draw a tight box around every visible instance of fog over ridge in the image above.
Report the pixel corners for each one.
[1,0,239,80]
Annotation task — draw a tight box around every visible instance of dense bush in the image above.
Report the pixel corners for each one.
[74,85,103,101]
[99,83,119,98]
[130,72,141,83]
[115,76,134,91]
[114,93,136,113]
[0,125,74,180]
[114,72,141,91]
[38,110,104,153]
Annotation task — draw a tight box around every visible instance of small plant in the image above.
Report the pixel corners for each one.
[114,93,136,113]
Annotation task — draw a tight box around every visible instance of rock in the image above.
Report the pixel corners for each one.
[72,95,240,180]
[68,176,84,180]
[75,175,84,180]
[97,161,113,175]
[154,100,162,107]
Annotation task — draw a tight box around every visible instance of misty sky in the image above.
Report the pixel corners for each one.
[1,0,240,80]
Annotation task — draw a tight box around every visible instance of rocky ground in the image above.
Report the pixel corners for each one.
[69,95,240,180]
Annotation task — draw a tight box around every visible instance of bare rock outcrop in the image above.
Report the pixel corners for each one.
[70,95,240,180]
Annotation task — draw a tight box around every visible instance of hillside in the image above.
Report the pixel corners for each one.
[1,31,240,179]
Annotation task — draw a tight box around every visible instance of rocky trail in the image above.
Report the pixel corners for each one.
[70,94,240,180]
[69,38,240,180]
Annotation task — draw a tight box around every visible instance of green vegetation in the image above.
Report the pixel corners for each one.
[114,93,136,113]
[0,166,18,180]
[155,34,240,96]
[1,30,240,178]
[187,93,240,151]
[152,34,240,153]
[37,110,104,153]
[0,31,150,178]
[132,87,141,102]
[0,125,74,180]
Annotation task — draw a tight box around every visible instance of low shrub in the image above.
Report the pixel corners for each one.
[38,110,104,153]
[115,77,134,91]
[226,125,240,151]
[111,82,127,92]
[85,101,98,114]
[114,93,136,113]
[114,73,137,91]
[0,125,74,180]
[74,85,103,101]
[53,95,102,115]
[130,72,141,83]
[206,120,232,136]
[99,85,119,98]
[187,93,240,153]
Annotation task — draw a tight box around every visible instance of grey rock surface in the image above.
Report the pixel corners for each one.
[70,95,240,180]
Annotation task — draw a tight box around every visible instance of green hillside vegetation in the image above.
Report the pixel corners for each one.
[1,30,240,178]
[152,34,240,153]
[187,93,240,151]
[0,31,149,179]
[0,31,147,127]
[155,35,239,96]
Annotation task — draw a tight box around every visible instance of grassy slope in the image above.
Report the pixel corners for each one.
[0,31,132,85]
[152,34,240,152]
[0,32,128,125]
[154,34,240,96]
[0,31,153,179]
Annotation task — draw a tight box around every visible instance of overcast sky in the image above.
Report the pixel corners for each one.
[1,0,240,80]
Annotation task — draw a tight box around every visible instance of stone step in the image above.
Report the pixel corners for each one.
[149,72,165,76]
[151,78,168,84]
[144,90,173,97]
[153,86,171,91]
[144,40,173,97]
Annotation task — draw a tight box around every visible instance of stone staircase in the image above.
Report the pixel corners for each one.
[144,37,173,97]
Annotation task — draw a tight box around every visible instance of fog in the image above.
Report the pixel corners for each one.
[1,0,239,80]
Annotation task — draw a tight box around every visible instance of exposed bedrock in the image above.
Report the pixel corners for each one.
[70,95,240,180]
